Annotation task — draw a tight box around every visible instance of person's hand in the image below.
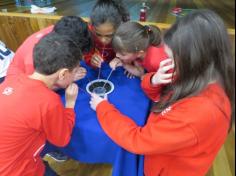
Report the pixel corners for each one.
[65,83,79,108]
[109,57,123,70]
[89,93,107,111]
[124,70,136,79]
[73,67,87,81]
[151,58,175,86]
[91,54,104,68]
[123,63,144,79]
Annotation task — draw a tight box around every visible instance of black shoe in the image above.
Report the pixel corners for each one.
[46,152,69,162]
[43,161,59,176]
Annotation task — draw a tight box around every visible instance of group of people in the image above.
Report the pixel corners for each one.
[0,0,235,175]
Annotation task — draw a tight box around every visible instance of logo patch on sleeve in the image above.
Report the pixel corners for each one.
[2,87,14,95]
[161,106,172,116]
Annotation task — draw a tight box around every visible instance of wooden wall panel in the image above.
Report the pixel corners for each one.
[0,0,235,28]
[0,12,234,53]
[0,12,60,51]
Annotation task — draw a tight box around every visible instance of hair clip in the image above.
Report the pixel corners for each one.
[144,25,152,34]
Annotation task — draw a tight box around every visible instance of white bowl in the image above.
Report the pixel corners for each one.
[86,79,114,96]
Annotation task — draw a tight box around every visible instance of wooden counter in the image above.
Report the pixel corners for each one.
[0,0,235,51]
[0,0,235,28]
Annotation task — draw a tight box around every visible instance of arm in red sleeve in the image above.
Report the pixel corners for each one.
[83,48,96,67]
[42,103,75,147]
[141,72,164,102]
[96,100,197,155]
[7,48,25,76]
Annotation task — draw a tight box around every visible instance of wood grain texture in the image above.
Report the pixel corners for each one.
[0,12,60,51]
[0,12,234,52]
[0,0,235,28]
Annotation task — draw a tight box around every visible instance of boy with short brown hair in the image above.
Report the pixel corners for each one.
[0,32,84,176]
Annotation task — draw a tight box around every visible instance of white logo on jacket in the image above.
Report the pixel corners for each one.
[2,87,13,95]
[36,33,44,39]
[161,106,172,116]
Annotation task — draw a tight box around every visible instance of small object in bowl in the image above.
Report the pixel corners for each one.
[86,79,114,97]
[93,87,106,97]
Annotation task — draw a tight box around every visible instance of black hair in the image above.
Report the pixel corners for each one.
[54,16,93,53]
[112,21,162,53]
[33,32,82,75]
[154,10,235,129]
[90,0,130,29]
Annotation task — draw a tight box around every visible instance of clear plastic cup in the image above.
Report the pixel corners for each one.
[92,87,106,98]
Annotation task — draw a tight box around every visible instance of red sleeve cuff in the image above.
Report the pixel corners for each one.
[96,100,117,119]
[64,108,76,124]
[142,72,161,89]
[97,100,113,112]
[141,73,163,102]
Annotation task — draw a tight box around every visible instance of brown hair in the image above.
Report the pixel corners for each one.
[112,21,162,53]
[90,0,130,29]
[154,10,235,130]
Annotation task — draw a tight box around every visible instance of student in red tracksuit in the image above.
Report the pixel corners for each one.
[110,22,167,78]
[84,0,129,68]
[7,16,92,78]
[109,21,168,79]
[0,33,84,176]
[6,16,92,163]
[89,10,235,176]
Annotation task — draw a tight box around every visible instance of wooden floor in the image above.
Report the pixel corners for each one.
[0,0,235,28]
[45,127,235,176]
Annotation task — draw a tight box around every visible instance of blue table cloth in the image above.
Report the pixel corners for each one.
[44,61,150,176]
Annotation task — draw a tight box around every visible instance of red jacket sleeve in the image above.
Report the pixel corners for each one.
[7,47,26,76]
[42,103,75,147]
[83,48,95,67]
[141,72,163,102]
[96,100,197,155]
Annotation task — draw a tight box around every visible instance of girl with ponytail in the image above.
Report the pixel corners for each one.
[110,21,168,78]
[84,0,130,68]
